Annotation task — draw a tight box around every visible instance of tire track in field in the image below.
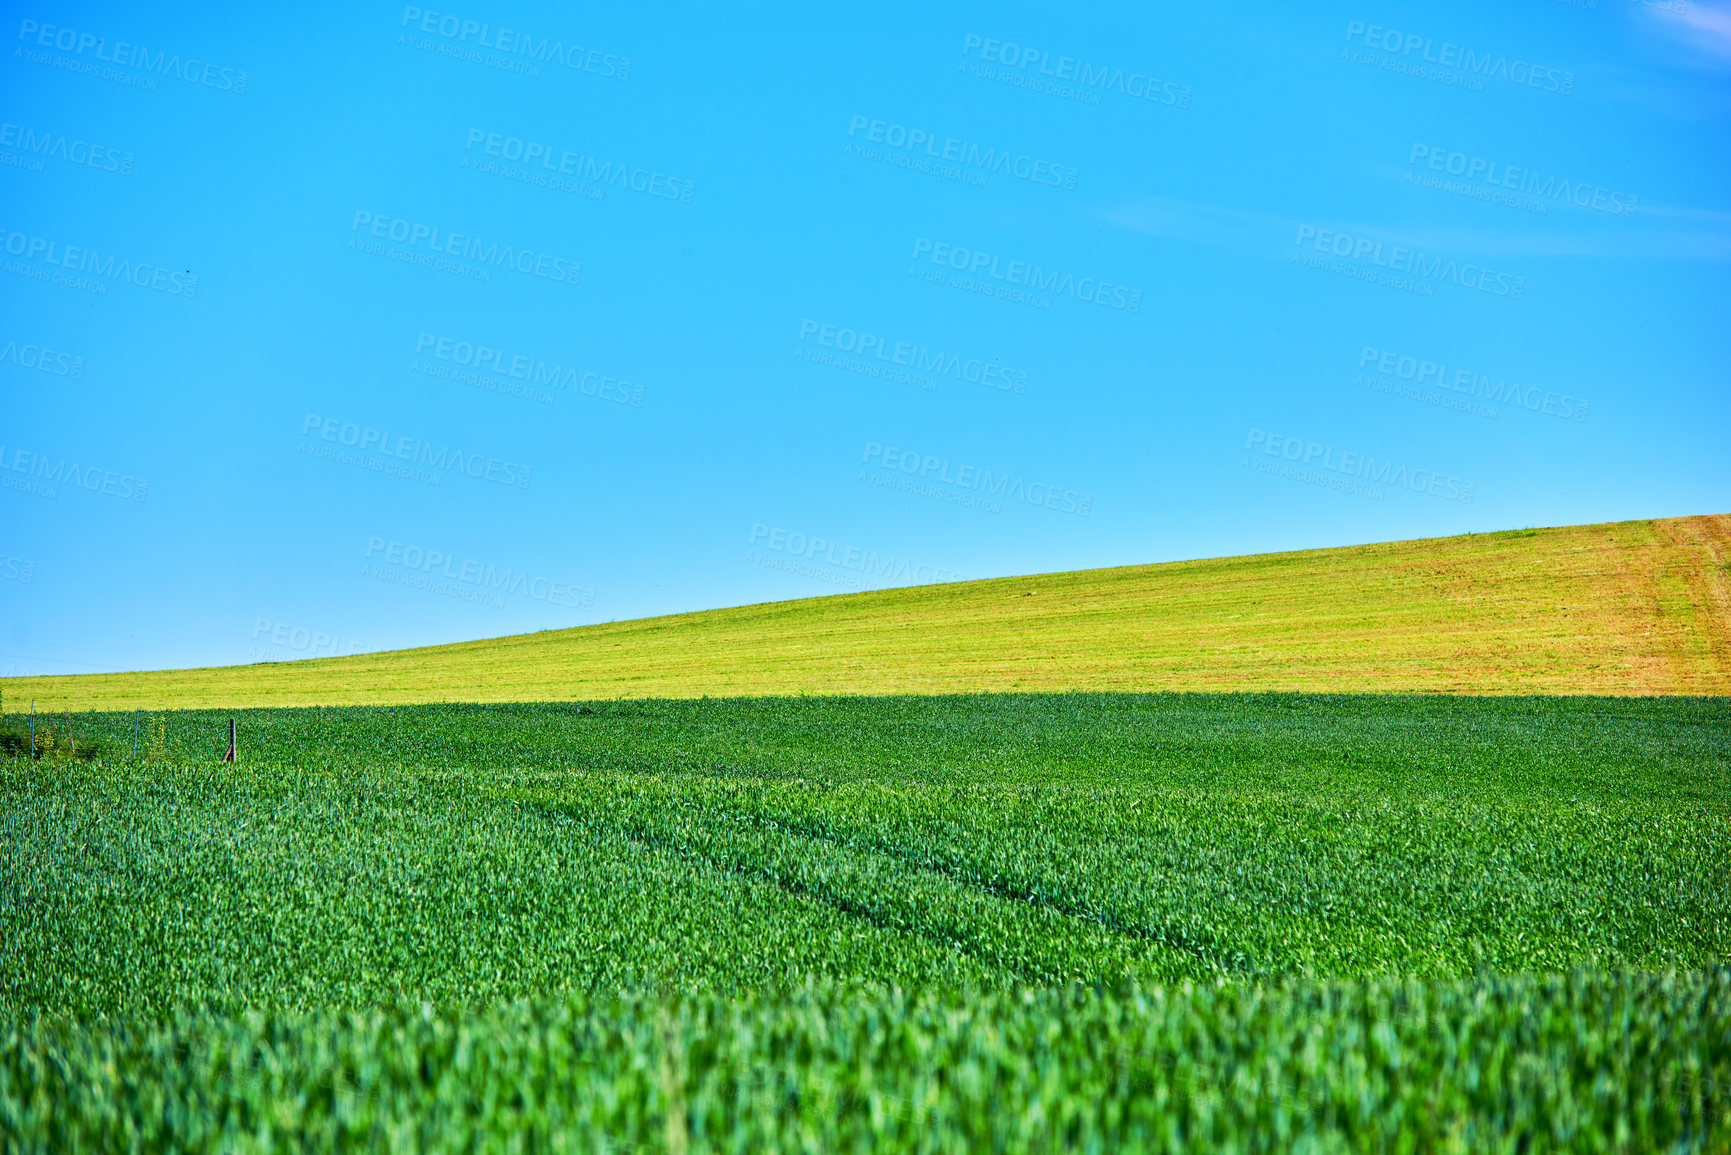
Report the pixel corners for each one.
[709,804,1258,976]
[513,791,1241,983]
[520,795,1053,981]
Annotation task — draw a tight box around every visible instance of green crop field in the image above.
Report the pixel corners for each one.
[8,513,1731,710]
[4,694,1729,1150]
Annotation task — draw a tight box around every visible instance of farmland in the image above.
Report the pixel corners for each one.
[8,513,1731,710]
[3,694,1729,1149]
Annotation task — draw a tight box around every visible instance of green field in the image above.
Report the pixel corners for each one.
[4,694,1729,1149]
[9,513,1731,710]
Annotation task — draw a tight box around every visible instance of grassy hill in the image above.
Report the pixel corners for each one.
[9,513,1729,710]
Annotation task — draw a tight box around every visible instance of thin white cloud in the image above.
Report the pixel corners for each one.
[1649,0,1731,64]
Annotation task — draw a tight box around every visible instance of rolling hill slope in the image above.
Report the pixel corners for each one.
[9,514,1729,709]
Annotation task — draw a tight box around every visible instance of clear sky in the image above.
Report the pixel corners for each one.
[2,0,1727,675]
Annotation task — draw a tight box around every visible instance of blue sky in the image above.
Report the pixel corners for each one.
[2,0,1727,675]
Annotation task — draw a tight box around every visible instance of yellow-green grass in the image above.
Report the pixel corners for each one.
[10,514,1730,710]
